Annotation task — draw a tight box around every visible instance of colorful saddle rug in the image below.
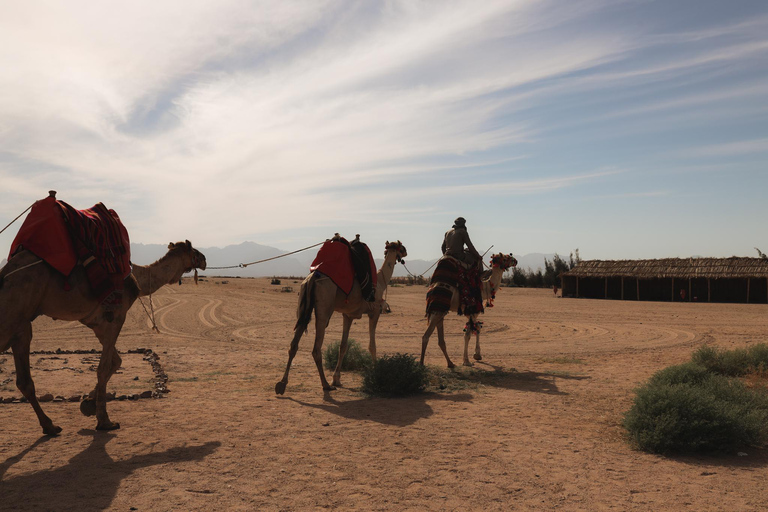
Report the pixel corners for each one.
[310,237,376,299]
[426,256,484,316]
[10,196,131,307]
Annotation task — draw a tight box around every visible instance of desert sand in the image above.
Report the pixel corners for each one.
[1,278,767,511]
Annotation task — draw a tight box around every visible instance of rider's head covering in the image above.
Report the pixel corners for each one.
[453,217,466,229]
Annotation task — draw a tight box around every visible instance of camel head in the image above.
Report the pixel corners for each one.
[384,240,407,263]
[490,253,517,271]
[167,240,207,280]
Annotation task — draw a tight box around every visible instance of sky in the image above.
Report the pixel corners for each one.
[1,0,767,263]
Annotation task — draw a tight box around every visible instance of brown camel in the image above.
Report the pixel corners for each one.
[0,240,206,435]
[420,253,516,368]
[275,240,407,394]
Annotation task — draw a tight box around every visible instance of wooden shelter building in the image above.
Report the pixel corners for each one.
[560,257,768,303]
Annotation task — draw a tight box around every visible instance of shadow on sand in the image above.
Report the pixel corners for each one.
[280,391,474,427]
[429,362,590,396]
[0,431,220,511]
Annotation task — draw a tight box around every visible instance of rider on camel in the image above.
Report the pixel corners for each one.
[441,217,481,267]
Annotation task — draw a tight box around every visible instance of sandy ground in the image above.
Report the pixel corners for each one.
[2,278,768,511]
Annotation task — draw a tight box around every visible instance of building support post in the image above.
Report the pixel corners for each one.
[605,278,608,299]
[707,278,711,302]
[688,278,691,302]
[637,278,640,301]
[576,277,579,298]
[747,278,750,303]
[621,277,624,300]
[671,279,675,302]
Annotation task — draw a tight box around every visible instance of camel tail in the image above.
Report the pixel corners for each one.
[294,272,317,332]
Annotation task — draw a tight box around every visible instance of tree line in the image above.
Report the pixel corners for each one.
[502,250,580,289]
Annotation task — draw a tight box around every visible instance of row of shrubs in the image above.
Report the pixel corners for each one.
[323,339,428,397]
[624,343,768,455]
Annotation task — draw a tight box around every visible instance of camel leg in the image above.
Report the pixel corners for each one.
[11,323,62,436]
[331,315,354,387]
[420,313,438,365]
[474,330,483,361]
[368,308,381,361]
[436,316,455,368]
[463,320,473,366]
[275,327,305,395]
[81,316,125,430]
[311,311,335,391]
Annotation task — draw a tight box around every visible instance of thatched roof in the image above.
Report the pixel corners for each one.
[562,257,768,279]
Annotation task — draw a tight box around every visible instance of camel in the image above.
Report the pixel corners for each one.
[275,240,407,394]
[0,240,206,435]
[420,253,516,368]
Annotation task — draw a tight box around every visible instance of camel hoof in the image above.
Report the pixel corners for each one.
[331,380,341,388]
[473,354,482,361]
[323,385,337,392]
[80,398,97,417]
[447,362,456,369]
[96,421,120,431]
[43,425,63,436]
[275,381,287,395]
[463,361,474,367]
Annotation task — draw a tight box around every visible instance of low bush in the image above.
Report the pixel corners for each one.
[322,339,372,371]
[692,344,768,377]
[624,362,768,454]
[362,353,428,397]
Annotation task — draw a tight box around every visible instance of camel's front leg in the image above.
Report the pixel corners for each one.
[331,315,354,387]
[463,319,473,366]
[82,316,125,430]
[368,308,381,361]
[473,329,483,361]
[12,323,62,436]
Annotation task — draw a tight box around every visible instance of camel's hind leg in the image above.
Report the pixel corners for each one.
[311,308,335,392]
[275,327,305,395]
[11,323,62,436]
[331,315,354,387]
[421,312,454,368]
[80,315,125,430]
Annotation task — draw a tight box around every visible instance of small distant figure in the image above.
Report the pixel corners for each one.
[680,289,686,301]
[553,284,559,297]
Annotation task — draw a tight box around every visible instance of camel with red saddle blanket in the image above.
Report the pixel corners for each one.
[0,193,206,435]
[275,238,407,394]
[420,253,517,368]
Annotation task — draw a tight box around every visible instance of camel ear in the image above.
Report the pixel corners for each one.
[185,240,192,249]
[168,242,175,250]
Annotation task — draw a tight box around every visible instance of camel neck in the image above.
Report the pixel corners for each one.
[374,255,399,301]
[132,254,186,296]
[482,267,505,300]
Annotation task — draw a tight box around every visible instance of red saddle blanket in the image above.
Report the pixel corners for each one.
[310,238,376,296]
[10,196,131,304]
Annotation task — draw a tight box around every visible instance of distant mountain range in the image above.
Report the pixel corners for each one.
[0,243,556,277]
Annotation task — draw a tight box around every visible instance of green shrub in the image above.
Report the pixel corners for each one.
[624,363,768,454]
[692,343,768,377]
[323,339,372,371]
[362,353,428,397]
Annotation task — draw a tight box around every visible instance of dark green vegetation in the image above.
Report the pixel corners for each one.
[624,344,768,455]
[322,339,373,371]
[504,250,580,288]
[362,353,428,397]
